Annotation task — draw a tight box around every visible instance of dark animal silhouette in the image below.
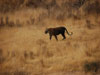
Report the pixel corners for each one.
[45,26,73,41]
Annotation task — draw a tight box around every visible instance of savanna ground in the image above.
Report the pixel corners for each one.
[0,16,100,75]
[0,0,100,75]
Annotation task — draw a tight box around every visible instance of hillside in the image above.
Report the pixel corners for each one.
[0,0,100,75]
[0,0,100,27]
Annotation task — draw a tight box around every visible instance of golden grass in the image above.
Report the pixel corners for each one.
[0,5,100,75]
[0,20,100,75]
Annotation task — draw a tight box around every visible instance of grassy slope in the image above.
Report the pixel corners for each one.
[0,18,100,75]
[0,0,100,75]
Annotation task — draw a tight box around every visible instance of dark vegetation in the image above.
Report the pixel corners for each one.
[0,71,29,75]
[84,61,100,73]
[0,0,24,13]
[0,0,100,27]
[0,0,100,14]
[0,49,5,64]
[0,16,18,27]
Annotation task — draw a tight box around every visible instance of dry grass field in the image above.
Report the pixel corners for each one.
[0,0,100,75]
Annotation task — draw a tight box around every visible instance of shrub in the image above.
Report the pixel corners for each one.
[30,17,34,24]
[0,17,5,27]
[85,20,95,29]
[0,0,24,13]
[8,21,15,27]
[84,61,99,73]
[83,0,100,14]
[13,70,28,75]
[5,16,9,25]
[16,19,21,27]
[0,49,5,64]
